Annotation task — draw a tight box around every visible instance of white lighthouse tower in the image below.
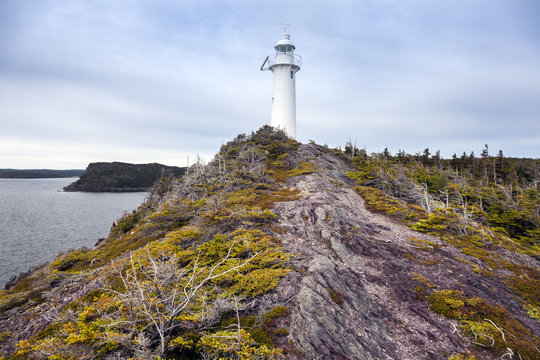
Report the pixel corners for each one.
[261,28,301,138]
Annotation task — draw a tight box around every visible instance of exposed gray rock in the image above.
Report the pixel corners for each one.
[263,143,537,360]
[4,263,46,290]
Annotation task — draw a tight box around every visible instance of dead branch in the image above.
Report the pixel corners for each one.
[470,325,495,347]
[102,243,258,355]
[484,318,506,343]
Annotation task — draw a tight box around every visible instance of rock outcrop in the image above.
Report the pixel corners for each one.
[265,143,538,359]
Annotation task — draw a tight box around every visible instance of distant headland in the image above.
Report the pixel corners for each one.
[63,161,187,192]
[0,169,84,178]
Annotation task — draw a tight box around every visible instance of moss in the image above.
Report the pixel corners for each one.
[448,354,477,360]
[231,268,289,297]
[287,161,316,178]
[272,328,289,337]
[353,186,426,224]
[199,329,282,359]
[461,246,491,262]
[226,188,258,207]
[218,312,257,331]
[409,237,434,251]
[263,306,289,324]
[0,293,29,314]
[250,306,290,347]
[415,285,426,301]
[267,161,316,183]
[255,188,302,209]
[326,287,344,305]
[525,304,540,322]
[402,251,415,260]
[446,237,501,272]
[51,249,94,272]
[165,226,203,245]
[49,234,152,274]
[418,259,439,266]
[456,257,473,266]
[45,199,206,277]
[0,331,12,343]
[508,273,540,307]
[250,328,274,347]
[61,289,108,315]
[200,205,276,229]
[33,323,65,342]
[428,290,467,318]
[458,253,495,276]
[411,210,448,233]
[410,272,427,285]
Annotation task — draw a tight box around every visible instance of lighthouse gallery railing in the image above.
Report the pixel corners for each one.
[261,54,302,71]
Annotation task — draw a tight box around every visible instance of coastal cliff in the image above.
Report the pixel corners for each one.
[1,127,538,359]
[63,162,186,192]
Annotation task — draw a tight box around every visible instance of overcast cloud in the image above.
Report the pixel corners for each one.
[1,0,539,169]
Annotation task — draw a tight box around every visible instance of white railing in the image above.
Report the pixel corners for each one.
[261,54,302,71]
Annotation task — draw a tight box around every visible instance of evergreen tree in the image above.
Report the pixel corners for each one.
[382,147,391,160]
[481,144,489,158]
[422,148,431,166]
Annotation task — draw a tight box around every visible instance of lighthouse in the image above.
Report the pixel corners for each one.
[261,29,301,138]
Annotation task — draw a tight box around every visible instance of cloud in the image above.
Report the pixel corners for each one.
[0,0,539,169]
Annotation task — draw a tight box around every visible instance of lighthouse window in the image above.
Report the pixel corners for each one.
[290,70,294,79]
[277,45,293,54]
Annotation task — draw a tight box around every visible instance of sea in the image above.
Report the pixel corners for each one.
[0,178,147,286]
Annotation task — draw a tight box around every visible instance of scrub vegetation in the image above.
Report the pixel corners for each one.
[0,127,311,359]
[345,142,539,358]
[0,128,538,359]
[345,144,539,251]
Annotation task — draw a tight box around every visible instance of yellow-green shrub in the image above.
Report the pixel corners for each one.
[428,289,540,357]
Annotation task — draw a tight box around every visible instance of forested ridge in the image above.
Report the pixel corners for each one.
[0,127,538,360]
[343,142,539,249]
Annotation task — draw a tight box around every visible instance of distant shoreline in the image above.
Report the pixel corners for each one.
[0,169,84,179]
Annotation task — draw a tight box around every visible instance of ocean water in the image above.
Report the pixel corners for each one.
[0,178,147,286]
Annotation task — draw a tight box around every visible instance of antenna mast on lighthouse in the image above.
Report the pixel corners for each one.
[261,27,301,138]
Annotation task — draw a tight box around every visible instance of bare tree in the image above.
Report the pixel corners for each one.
[104,244,259,355]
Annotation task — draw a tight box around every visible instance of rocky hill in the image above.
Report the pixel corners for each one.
[63,162,186,192]
[0,127,538,359]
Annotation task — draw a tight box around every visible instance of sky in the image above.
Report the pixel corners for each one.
[1,0,539,169]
